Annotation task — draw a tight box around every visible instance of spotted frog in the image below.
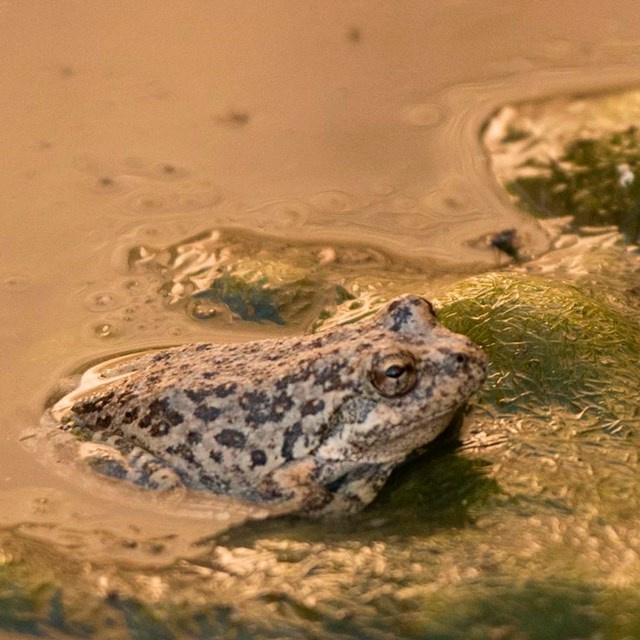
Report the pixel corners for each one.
[50,295,487,515]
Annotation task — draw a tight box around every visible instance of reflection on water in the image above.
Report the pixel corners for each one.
[3,0,640,636]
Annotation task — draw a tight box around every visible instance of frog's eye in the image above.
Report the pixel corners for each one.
[370,352,418,397]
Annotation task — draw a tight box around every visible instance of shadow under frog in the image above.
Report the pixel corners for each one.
[210,428,501,547]
[47,295,487,517]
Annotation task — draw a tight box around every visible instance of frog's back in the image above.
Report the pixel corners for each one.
[67,324,373,495]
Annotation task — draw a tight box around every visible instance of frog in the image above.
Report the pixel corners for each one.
[49,295,487,516]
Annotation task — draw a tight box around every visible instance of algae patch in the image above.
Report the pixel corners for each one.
[438,271,640,421]
[484,90,640,243]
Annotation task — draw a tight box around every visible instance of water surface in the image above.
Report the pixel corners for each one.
[3,1,640,636]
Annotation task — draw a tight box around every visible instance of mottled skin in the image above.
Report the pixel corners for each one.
[55,296,487,515]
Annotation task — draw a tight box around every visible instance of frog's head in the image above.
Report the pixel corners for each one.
[317,295,487,464]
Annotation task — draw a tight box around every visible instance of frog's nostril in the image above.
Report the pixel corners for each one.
[455,353,467,365]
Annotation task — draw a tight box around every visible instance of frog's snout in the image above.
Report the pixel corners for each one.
[466,344,489,388]
[452,338,488,389]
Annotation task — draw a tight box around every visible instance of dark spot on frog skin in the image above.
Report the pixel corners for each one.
[239,389,290,426]
[96,414,112,429]
[121,406,140,424]
[135,400,181,437]
[214,382,238,398]
[200,474,230,493]
[73,390,116,415]
[266,391,295,423]
[165,443,196,464]
[88,456,128,479]
[149,420,171,438]
[209,450,223,463]
[138,413,151,429]
[148,398,184,426]
[239,390,270,411]
[315,362,343,391]
[306,337,325,350]
[215,428,246,449]
[194,405,221,422]
[250,449,267,468]
[187,430,203,445]
[281,422,302,461]
[385,296,436,331]
[257,476,287,501]
[185,388,210,403]
[385,298,413,331]
[275,371,307,392]
[324,472,349,492]
[301,398,325,416]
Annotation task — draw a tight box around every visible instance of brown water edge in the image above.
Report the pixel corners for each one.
[2,0,640,565]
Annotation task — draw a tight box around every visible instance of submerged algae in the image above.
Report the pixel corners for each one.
[484,90,640,243]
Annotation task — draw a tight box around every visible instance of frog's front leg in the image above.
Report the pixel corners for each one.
[257,458,335,515]
[258,459,396,516]
[317,461,396,515]
[77,441,183,490]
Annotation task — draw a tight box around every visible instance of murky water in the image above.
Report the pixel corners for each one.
[3,1,640,637]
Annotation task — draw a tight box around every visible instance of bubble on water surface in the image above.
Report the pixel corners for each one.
[84,291,123,312]
[79,157,218,215]
[165,324,185,337]
[309,190,359,213]
[188,299,227,321]
[91,321,120,339]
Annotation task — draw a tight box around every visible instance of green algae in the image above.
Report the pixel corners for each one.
[437,271,640,420]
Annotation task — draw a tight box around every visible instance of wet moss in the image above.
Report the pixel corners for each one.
[437,272,640,419]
